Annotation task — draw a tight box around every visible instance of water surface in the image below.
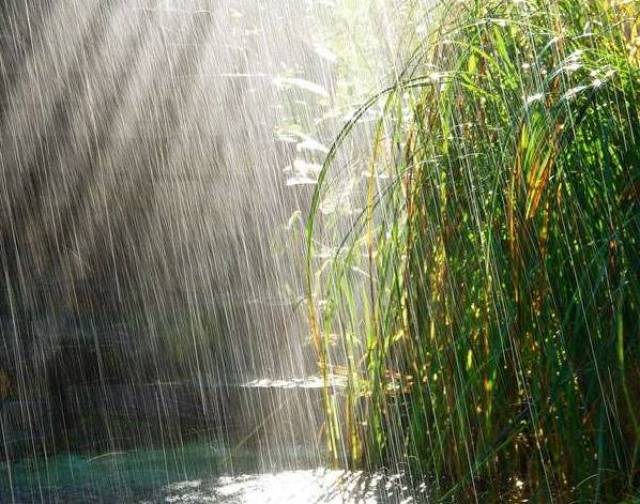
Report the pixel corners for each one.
[1,442,424,503]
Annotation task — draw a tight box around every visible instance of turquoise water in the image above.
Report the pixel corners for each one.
[1,443,230,502]
[0,442,423,503]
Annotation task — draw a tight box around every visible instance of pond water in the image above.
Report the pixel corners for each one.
[0,442,425,503]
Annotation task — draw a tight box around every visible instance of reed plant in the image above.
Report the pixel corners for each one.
[306,0,640,500]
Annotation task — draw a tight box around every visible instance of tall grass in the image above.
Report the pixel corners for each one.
[306,0,640,500]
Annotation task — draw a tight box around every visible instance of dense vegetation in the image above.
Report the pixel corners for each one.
[306,0,640,500]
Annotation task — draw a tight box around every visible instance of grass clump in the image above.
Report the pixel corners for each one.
[305,0,640,500]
